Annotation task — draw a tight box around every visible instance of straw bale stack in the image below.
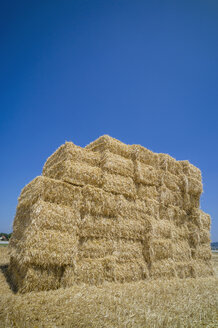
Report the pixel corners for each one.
[9,135,213,293]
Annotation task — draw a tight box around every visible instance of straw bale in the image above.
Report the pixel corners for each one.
[116,195,142,219]
[162,172,183,191]
[16,228,78,266]
[135,161,161,186]
[183,193,200,212]
[115,194,134,217]
[131,144,159,168]
[9,205,32,249]
[175,224,190,240]
[81,185,117,217]
[191,244,212,261]
[186,218,200,233]
[187,223,210,246]
[191,260,214,277]
[186,209,202,229]
[151,220,176,239]
[61,265,75,288]
[101,151,134,177]
[8,255,64,293]
[137,184,159,201]
[188,230,200,248]
[171,240,192,262]
[189,208,211,232]
[149,239,173,261]
[10,200,80,253]
[199,229,211,244]
[156,205,192,241]
[158,153,183,176]
[85,135,132,159]
[183,194,197,212]
[115,195,158,222]
[159,204,180,221]
[137,183,159,201]
[74,257,111,284]
[18,265,64,293]
[78,238,144,262]
[185,177,203,195]
[17,176,82,209]
[150,259,177,279]
[43,142,101,172]
[159,205,189,231]
[102,172,136,198]
[28,200,80,233]
[179,160,202,182]
[118,197,159,220]
[78,238,114,259]
[8,266,26,292]
[112,240,145,263]
[200,211,211,230]
[186,221,198,233]
[142,198,160,219]
[43,160,103,187]
[74,257,148,284]
[8,257,27,290]
[191,209,211,230]
[175,261,194,279]
[160,186,183,207]
[78,215,148,241]
[112,259,149,282]
[157,206,189,240]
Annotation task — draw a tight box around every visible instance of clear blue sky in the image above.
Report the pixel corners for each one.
[0,0,217,241]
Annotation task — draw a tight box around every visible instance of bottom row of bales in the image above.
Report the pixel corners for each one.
[9,258,213,294]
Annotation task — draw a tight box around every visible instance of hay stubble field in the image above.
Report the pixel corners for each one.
[0,246,217,328]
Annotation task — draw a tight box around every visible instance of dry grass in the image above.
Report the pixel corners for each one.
[0,247,217,328]
[212,251,218,277]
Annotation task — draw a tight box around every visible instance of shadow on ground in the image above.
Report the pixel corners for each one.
[0,264,17,293]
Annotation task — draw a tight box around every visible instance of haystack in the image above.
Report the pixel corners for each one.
[8,135,213,293]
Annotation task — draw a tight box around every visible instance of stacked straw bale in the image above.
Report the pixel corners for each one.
[8,135,213,293]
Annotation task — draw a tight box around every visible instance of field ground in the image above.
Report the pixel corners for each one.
[212,251,218,277]
[0,247,217,328]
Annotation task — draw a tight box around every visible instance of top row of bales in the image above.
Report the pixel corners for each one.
[43,135,202,206]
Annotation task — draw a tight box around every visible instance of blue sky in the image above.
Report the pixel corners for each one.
[0,0,217,241]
